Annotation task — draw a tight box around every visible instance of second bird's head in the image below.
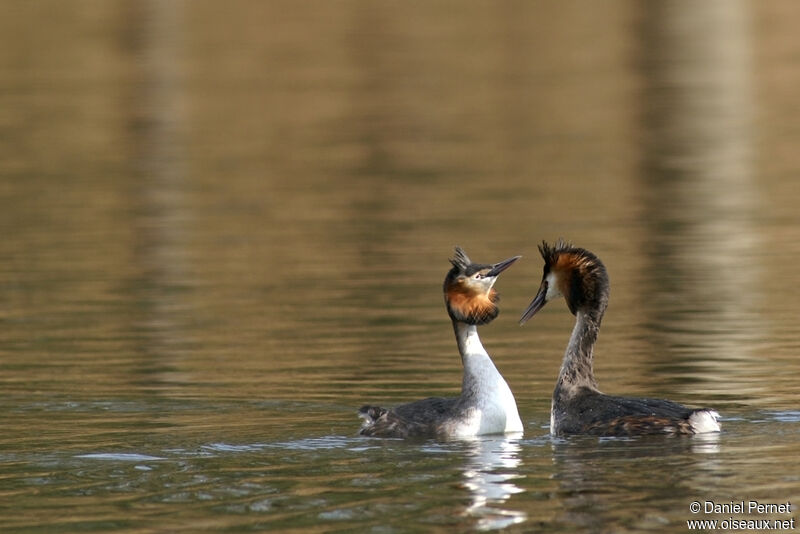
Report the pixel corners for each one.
[519,240,609,324]
[443,247,521,325]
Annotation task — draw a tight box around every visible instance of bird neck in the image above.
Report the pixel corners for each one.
[453,320,490,363]
[556,309,602,391]
[452,320,501,395]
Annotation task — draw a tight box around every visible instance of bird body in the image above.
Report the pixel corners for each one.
[359,248,523,439]
[521,240,720,437]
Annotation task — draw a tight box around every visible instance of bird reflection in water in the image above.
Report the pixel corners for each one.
[459,435,527,530]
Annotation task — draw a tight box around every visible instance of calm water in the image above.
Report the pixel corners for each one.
[2,1,800,532]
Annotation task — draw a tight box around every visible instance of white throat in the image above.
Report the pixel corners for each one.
[455,322,488,359]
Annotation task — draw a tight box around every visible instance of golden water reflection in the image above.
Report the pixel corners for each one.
[637,0,763,403]
[1,1,800,532]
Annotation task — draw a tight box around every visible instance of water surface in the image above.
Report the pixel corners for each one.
[1,1,800,532]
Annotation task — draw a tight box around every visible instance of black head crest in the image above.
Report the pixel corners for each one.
[450,246,472,271]
[538,239,571,268]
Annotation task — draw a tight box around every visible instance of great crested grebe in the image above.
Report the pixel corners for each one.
[359,247,524,439]
[519,240,720,437]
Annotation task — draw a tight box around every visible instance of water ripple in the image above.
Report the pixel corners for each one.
[75,453,167,461]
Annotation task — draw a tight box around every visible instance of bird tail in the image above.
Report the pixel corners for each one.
[688,409,721,433]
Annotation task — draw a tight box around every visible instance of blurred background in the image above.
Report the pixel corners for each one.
[2,0,798,407]
[1,1,799,531]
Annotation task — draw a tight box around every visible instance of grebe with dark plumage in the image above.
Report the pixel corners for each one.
[359,247,523,439]
[519,240,720,437]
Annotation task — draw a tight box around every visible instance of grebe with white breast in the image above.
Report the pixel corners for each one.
[359,247,523,439]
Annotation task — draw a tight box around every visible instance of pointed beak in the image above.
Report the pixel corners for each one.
[519,281,548,324]
[486,255,521,277]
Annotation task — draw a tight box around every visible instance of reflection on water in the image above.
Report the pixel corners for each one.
[549,434,728,531]
[2,0,800,532]
[689,431,722,455]
[460,436,527,530]
[638,0,763,403]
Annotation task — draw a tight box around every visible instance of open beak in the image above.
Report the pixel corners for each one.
[519,281,548,324]
[486,255,521,277]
